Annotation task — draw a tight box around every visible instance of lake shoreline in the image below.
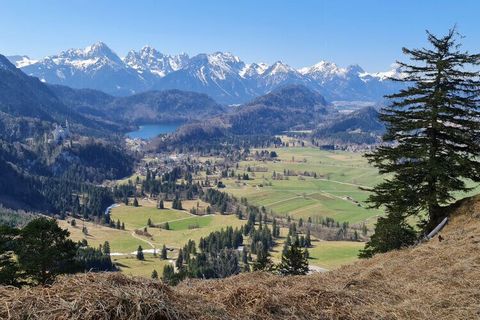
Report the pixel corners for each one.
[126,122,183,140]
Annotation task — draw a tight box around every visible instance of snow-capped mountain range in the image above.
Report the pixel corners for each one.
[8,42,404,104]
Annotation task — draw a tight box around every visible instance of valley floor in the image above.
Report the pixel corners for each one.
[59,197,364,277]
[58,145,480,278]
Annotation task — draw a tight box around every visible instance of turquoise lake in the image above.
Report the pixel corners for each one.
[126,123,182,139]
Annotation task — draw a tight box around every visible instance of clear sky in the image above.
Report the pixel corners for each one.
[1,0,479,72]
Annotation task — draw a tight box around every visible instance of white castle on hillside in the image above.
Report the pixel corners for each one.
[51,120,71,144]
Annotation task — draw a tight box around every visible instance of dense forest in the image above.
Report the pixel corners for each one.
[0,137,132,217]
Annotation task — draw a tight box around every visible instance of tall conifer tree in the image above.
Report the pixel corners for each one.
[367,28,480,233]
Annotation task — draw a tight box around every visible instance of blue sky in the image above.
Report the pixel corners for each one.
[1,0,479,71]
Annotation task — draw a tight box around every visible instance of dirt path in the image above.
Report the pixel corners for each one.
[131,231,155,249]
[263,195,306,206]
[162,213,214,224]
[263,191,334,207]
[316,178,371,189]
[261,189,356,207]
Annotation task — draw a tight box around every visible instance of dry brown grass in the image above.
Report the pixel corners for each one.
[2,195,480,319]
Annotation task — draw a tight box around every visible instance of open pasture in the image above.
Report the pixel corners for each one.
[109,201,245,249]
[59,207,363,277]
[270,239,364,270]
[58,219,140,252]
[112,254,171,278]
[268,226,364,270]
[224,147,384,225]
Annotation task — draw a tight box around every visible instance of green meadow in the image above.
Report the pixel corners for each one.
[224,147,384,226]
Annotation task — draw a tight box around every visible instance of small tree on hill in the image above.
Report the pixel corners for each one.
[252,245,274,272]
[151,269,158,279]
[162,264,176,285]
[158,199,164,209]
[305,228,312,247]
[272,218,277,238]
[172,198,183,210]
[241,246,249,271]
[161,244,168,260]
[136,245,144,260]
[213,249,241,278]
[133,197,139,207]
[175,249,183,269]
[278,239,309,276]
[103,241,111,255]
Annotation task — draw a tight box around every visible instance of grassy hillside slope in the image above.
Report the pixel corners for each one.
[2,195,480,319]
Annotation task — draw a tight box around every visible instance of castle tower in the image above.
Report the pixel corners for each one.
[65,119,70,135]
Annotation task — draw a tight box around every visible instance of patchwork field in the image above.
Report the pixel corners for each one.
[111,199,244,248]
[59,200,247,277]
[59,196,364,276]
[224,147,384,226]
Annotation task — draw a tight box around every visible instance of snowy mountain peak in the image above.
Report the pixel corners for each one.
[208,51,241,63]
[7,55,38,68]
[124,46,189,77]
[182,52,246,81]
[205,52,244,73]
[346,64,365,75]
[239,62,269,78]
[140,45,158,54]
[299,60,346,77]
[360,63,406,81]
[257,61,306,93]
[84,42,112,56]
[49,42,124,69]
[266,61,297,75]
